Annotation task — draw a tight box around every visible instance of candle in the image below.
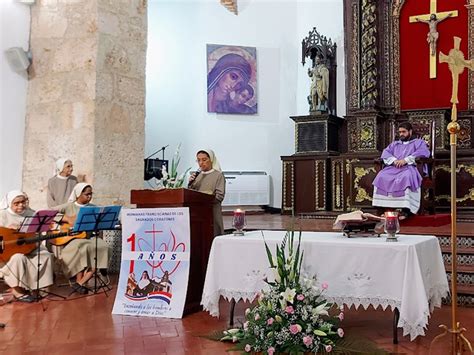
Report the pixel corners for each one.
[384,212,400,235]
[233,209,246,231]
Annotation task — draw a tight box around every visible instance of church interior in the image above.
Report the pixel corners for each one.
[1,0,474,354]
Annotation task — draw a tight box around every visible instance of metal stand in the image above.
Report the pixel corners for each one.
[432,37,474,354]
[72,206,121,295]
[19,212,65,302]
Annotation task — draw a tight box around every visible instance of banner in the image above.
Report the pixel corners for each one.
[112,207,190,318]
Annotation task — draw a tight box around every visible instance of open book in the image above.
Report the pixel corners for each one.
[333,210,384,230]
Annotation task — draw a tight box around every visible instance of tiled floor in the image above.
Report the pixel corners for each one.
[0,284,472,355]
[1,214,472,354]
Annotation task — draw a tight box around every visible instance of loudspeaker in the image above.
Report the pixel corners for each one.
[4,47,31,72]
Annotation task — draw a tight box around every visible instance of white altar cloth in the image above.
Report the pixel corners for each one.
[201,231,449,340]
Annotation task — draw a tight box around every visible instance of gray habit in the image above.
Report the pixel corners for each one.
[47,175,78,208]
[189,169,226,236]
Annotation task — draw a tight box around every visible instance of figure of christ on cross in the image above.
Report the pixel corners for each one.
[409,0,458,79]
[416,13,453,56]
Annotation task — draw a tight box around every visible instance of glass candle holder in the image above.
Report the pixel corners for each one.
[384,211,400,242]
[232,209,246,236]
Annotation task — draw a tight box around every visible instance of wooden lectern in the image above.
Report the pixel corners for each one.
[130,188,215,315]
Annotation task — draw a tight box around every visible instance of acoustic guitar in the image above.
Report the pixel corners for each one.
[0,225,87,262]
[49,223,87,246]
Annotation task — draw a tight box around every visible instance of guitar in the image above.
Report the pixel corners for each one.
[0,225,87,262]
[49,223,87,246]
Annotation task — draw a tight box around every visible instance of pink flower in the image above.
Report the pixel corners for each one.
[338,312,344,321]
[267,318,274,325]
[289,324,302,334]
[321,282,329,290]
[243,321,249,330]
[245,308,251,316]
[267,347,276,355]
[245,344,252,352]
[297,294,305,301]
[325,344,333,352]
[254,313,260,321]
[337,328,344,338]
[285,305,295,314]
[339,305,344,312]
[303,335,313,347]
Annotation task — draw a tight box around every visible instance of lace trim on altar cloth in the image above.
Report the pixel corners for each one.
[201,290,258,318]
[427,282,450,312]
[202,283,449,340]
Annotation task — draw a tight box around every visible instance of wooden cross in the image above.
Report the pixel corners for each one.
[409,0,458,79]
[439,37,474,120]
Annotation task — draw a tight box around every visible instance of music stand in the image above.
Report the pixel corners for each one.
[72,206,121,295]
[18,210,66,301]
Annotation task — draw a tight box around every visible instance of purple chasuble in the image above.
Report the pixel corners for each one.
[373,138,430,197]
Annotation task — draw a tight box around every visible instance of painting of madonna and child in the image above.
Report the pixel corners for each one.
[207,44,257,115]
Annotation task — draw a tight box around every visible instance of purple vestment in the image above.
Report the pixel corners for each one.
[372,138,430,197]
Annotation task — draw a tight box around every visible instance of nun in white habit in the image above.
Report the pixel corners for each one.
[54,183,109,294]
[47,158,78,208]
[0,191,54,302]
[188,149,226,236]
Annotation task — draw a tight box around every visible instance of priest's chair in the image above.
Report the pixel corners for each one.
[375,120,436,215]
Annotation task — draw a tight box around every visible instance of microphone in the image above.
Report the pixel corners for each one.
[188,169,201,188]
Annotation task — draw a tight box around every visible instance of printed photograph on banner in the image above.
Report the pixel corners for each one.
[112,207,190,318]
[207,44,258,115]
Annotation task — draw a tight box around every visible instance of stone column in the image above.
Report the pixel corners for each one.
[23,0,147,207]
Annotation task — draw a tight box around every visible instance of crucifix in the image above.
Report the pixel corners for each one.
[433,36,474,354]
[409,0,458,79]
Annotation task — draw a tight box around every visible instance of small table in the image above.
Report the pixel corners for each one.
[201,231,449,341]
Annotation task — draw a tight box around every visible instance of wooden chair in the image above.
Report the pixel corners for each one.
[375,120,436,214]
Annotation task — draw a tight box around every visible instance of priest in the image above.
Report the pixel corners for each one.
[372,122,430,216]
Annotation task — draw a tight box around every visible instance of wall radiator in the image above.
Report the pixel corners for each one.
[222,171,270,206]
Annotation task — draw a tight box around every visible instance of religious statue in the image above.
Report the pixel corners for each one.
[307,55,329,112]
[416,13,453,56]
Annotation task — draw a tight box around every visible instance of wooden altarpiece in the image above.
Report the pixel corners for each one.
[282,0,474,215]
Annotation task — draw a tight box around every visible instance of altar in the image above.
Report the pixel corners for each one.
[201,231,449,341]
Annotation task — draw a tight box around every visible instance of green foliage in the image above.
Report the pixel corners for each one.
[158,143,191,189]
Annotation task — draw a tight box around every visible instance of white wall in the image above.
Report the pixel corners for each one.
[0,1,30,198]
[147,0,344,208]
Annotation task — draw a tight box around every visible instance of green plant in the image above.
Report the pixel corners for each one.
[158,143,190,189]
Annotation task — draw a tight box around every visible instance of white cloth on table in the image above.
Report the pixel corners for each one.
[201,230,449,341]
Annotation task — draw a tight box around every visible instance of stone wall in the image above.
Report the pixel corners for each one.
[23,0,147,208]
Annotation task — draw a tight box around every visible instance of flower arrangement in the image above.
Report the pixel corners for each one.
[220,230,344,354]
[156,143,190,189]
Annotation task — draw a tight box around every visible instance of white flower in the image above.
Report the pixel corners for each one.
[312,303,329,316]
[161,166,168,179]
[273,268,281,283]
[280,288,296,304]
